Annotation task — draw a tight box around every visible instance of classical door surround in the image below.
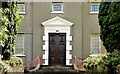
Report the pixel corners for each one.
[42,16,73,65]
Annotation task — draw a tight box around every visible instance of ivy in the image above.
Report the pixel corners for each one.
[0,1,23,60]
[98,2,120,52]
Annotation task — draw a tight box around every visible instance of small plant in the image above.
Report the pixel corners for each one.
[2,56,23,72]
[104,50,120,72]
[83,54,108,72]
[8,56,23,68]
[0,55,10,73]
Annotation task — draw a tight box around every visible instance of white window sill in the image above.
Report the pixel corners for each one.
[12,55,26,57]
[89,54,99,56]
[19,12,26,15]
[51,11,64,14]
[89,12,99,15]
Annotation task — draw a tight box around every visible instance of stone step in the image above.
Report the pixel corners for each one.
[38,70,76,72]
[24,65,86,74]
[41,67,73,70]
[25,71,86,74]
[40,66,73,71]
[39,69,75,72]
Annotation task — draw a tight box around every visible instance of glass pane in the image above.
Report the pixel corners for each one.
[91,34,100,54]
[15,48,24,54]
[53,4,62,11]
[91,4,100,12]
[18,4,25,12]
[15,34,24,55]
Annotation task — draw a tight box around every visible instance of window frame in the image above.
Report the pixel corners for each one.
[51,2,64,14]
[90,33,101,56]
[14,34,24,56]
[90,3,100,15]
[17,3,26,15]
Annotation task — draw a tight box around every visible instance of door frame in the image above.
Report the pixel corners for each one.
[42,16,73,65]
[48,33,66,66]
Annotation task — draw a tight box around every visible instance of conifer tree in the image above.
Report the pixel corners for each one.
[98,2,120,52]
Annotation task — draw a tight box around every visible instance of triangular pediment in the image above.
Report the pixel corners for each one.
[42,16,73,26]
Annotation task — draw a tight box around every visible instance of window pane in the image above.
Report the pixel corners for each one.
[91,4,100,12]
[15,34,24,55]
[91,34,100,54]
[54,4,62,11]
[53,3,62,12]
[18,4,25,12]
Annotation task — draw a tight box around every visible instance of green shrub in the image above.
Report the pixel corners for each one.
[104,50,120,70]
[0,55,23,73]
[0,55,10,73]
[8,56,23,68]
[83,50,120,72]
[83,54,108,72]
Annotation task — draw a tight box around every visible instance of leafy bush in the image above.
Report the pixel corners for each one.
[104,50,120,70]
[1,56,23,73]
[8,56,23,68]
[0,55,10,73]
[83,50,120,72]
[83,54,108,72]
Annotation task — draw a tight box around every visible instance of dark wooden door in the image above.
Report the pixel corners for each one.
[49,33,66,65]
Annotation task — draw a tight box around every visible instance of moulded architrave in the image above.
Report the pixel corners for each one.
[43,50,48,59]
[66,36,72,41]
[66,42,72,50]
[43,59,48,65]
[66,51,72,59]
[43,45,48,50]
[66,60,72,65]
[43,36,48,40]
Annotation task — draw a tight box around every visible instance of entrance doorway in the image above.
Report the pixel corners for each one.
[49,33,66,65]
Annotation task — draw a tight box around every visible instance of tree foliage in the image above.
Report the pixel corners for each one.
[0,1,22,60]
[98,2,120,52]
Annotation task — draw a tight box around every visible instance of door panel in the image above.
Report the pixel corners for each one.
[49,33,66,65]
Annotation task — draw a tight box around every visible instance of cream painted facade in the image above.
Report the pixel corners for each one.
[1,2,106,67]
